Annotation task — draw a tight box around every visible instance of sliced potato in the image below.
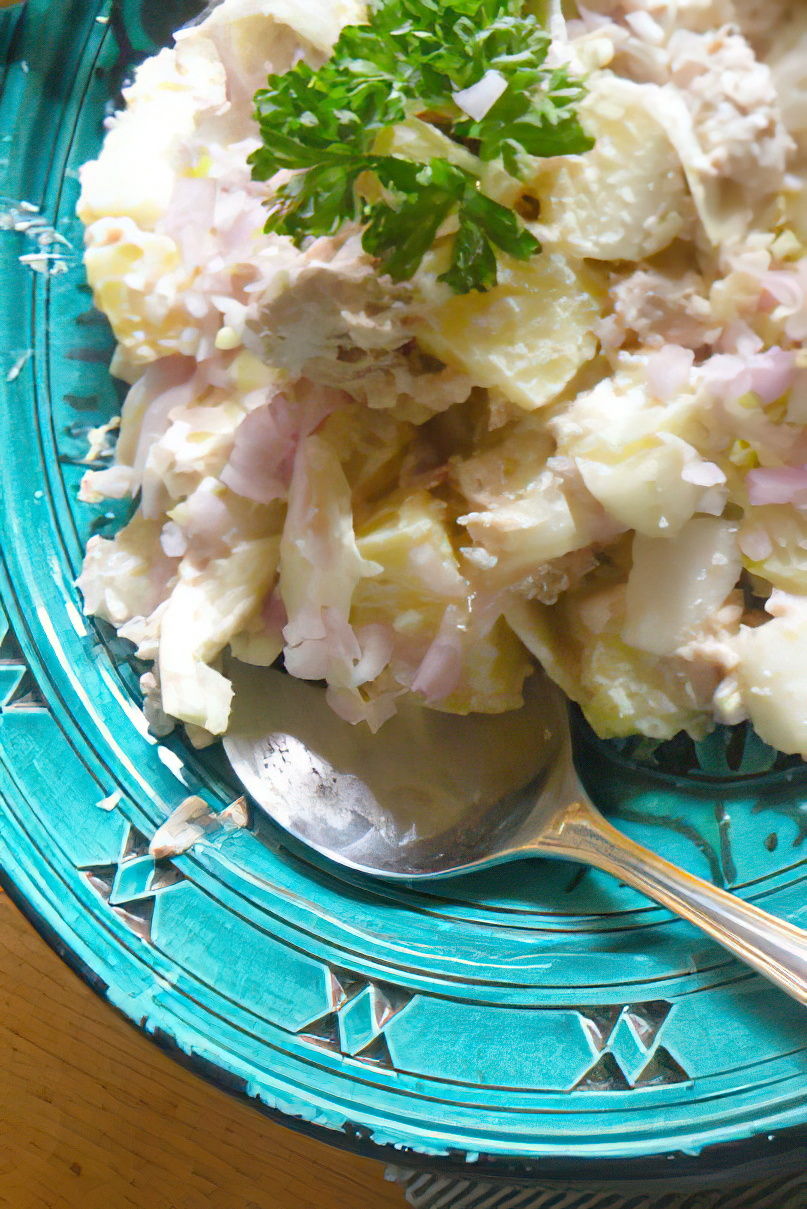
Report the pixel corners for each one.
[461,479,591,581]
[84,220,188,364]
[416,253,602,412]
[622,519,741,656]
[507,579,713,741]
[353,492,530,714]
[736,599,807,758]
[356,489,466,603]
[554,366,710,537]
[580,622,712,741]
[78,41,227,230]
[577,446,703,539]
[160,535,281,734]
[373,117,480,175]
[525,74,689,262]
[504,595,581,702]
[739,505,807,595]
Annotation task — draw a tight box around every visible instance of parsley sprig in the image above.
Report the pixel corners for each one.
[250,0,593,293]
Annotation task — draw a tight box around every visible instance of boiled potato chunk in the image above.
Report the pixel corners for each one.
[507,580,712,741]
[738,505,807,595]
[504,594,581,702]
[437,618,533,716]
[461,479,593,583]
[554,367,709,537]
[579,621,712,741]
[577,447,703,538]
[353,491,531,714]
[416,253,602,412]
[322,408,418,511]
[552,361,702,458]
[526,75,689,262]
[355,489,466,604]
[78,41,226,230]
[735,597,807,757]
[84,219,188,364]
[78,516,171,627]
[373,117,480,176]
[160,535,281,734]
[622,519,741,656]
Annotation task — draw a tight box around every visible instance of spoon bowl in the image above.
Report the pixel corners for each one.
[224,663,568,878]
[224,660,807,1004]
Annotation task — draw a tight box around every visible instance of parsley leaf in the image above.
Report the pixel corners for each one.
[363,160,461,282]
[250,0,592,293]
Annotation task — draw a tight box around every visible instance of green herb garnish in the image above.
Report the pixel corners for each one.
[250,0,593,293]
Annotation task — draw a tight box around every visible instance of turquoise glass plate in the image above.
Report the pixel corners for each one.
[1,0,806,1187]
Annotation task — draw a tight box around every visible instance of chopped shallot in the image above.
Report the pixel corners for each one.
[453,70,508,121]
[646,345,694,401]
[681,461,726,488]
[411,631,463,703]
[746,465,807,507]
[221,393,298,503]
[700,348,797,405]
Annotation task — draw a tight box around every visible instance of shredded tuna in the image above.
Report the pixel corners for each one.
[609,269,717,351]
[667,28,792,194]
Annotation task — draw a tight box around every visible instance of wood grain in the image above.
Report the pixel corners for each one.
[0,891,406,1209]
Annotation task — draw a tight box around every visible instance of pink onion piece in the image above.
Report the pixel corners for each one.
[325,684,400,732]
[760,270,805,312]
[758,261,807,341]
[624,10,664,43]
[283,606,362,682]
[282,605,326,651]
[681,461,726,487]
[718,321,764,357]
[262,589,288,634]
[646,345,694,401]
[746,464,807,506]
[573,5,614,31]
[159,176,218,268]
[453,70,508,121]
[130,356,198,483]
[182,481,235,560]
[220,393,298,504]
[352,624,395,687]
[295,378,351,434]
[749,349,798,404]
[701,348,797,405]
[160,521,188,558]
[213,188,266,253]
[411,631,463,704]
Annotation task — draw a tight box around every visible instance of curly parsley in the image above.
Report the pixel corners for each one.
[250,0,593,293]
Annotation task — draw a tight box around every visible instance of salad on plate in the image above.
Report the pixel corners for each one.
[75,0,807,765]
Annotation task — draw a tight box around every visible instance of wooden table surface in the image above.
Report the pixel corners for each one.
[0,890,407,1209]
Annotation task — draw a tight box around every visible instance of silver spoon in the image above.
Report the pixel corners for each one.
[223,662,807,1005]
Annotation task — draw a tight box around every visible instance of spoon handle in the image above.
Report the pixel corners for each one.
[541,799,807,1005]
